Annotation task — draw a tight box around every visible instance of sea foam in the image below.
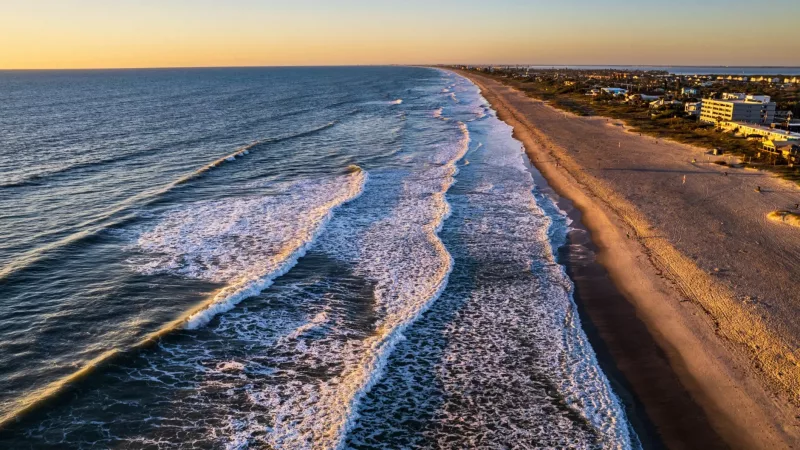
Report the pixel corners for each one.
[133,169,366,329]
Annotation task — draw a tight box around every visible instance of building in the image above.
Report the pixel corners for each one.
[681,87,698,96]
[626,93,661,103]
[763,140,800,161]
[718,121,800,141]
[601,87,628,96]
[650,98,683,109]
[685,102,702,117]
[699,94,776,124]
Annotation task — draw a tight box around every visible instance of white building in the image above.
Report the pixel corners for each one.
[650,99,683,109]
[700,94,776,124]
[718,121,800,141]
[601,87,628,96]
[685,102,702,117]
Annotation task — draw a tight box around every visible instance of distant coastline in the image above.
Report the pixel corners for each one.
[475,65,800,76]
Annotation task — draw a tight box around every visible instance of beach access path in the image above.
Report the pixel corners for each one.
[455,70,800,449]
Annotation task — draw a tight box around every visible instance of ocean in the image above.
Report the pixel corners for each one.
[0,66,636,448]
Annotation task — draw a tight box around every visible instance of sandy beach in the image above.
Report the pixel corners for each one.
[455,70,800,449]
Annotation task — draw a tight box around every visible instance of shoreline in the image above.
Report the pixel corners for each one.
[454,69,799,449]
[528,165,722,449]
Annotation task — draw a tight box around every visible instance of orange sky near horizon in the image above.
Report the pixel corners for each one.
[2,1,799,70]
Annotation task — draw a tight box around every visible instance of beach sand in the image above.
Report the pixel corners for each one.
[455,70,800,449]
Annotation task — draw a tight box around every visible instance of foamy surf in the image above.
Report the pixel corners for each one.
[0,121,339,284]
[345,71,637,449]
[2,67,638,450]
[133,169,367,329]
[236,118,471,449]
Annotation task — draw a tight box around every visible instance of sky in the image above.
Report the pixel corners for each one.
[1,0,799,69]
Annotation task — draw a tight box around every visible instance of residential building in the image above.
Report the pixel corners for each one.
[763,141,800,162]
[722,92,746,100]
[685,102,702,117]
[681,87,698,96]
[650,99,683,109]
[626,93,661,102]
[699,94,776,124]
[718,121,800,141]
[601,87,628,96]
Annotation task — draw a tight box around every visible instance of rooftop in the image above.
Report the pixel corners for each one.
[726,121,800,138]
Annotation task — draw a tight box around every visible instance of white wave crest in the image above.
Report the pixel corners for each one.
[253,119,471,449]
[132,170,367,329]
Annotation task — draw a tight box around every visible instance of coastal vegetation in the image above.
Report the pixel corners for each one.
[468,68,800,183]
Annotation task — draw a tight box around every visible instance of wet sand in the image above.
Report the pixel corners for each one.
[456,70,800,449]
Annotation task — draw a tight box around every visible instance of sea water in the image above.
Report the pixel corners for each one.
[0,67,636,448]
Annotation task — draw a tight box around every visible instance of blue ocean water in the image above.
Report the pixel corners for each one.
[0,67,636,448]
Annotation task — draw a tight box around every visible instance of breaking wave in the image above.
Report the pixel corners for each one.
[214,119,472,449]
[0,122,338,283]
[133,167,367,329]
[0,167,366,432]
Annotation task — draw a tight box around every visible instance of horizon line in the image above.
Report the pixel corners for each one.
[2,63,800,72]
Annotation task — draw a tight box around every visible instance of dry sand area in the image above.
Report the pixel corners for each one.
[456,71,800,449]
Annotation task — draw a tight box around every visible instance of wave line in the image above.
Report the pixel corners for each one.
[0,121,338,283]
[0,164,365,432]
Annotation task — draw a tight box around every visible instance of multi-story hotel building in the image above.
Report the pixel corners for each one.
[699,93,776,124]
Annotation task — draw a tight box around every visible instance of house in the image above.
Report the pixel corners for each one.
[681,87,698,96]
[763,140,800,159]
[685,102,702,117]
[650,98,683,109]
[626,93,661,102]
[601,87,628,96]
